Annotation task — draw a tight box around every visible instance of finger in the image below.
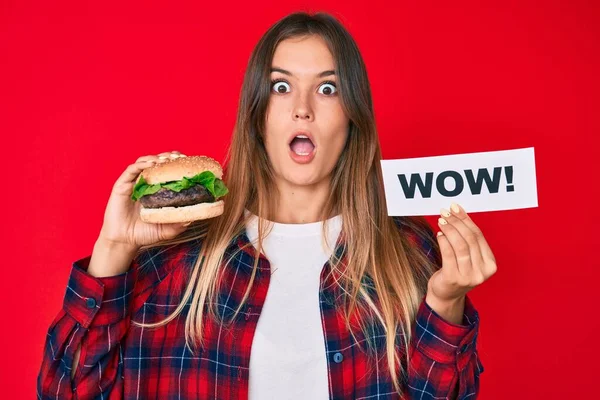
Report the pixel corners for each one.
[157,150,182,156]
[449,203,496,263]
[157,222,192,237]
[156,151,187,161]
[115,160,156,186]
[435,231,460,276]
[438,217,472,277]
[135,155,160,163]
[157,154,186,161]
[160,222,190,229]
[441,207,484,271]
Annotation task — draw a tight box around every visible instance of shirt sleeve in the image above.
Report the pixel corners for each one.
[406,294,484,399]
[37,255,137,399]
[393,216,485,398]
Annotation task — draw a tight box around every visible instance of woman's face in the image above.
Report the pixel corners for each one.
[264,35,349,188]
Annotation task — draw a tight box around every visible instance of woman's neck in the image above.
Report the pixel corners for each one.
[270,176,333,224]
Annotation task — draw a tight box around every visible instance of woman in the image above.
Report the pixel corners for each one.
[38,11,495,399]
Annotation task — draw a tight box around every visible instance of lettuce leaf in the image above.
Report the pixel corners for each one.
[131,171,229,201]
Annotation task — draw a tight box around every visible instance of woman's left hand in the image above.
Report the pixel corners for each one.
[426,202,497,315]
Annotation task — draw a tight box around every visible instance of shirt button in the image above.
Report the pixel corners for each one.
[333,352,343,363]
[86,298,97,308]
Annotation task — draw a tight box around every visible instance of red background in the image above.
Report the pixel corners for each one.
[1,1,598,398]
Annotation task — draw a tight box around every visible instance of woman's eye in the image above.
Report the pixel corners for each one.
[272,81,290,94]
[271,80,337,95]
[318,82,337,96]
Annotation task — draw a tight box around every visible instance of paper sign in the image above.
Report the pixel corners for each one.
[380,147,538,216]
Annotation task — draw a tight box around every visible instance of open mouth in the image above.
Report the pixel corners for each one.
[289,135,315,156]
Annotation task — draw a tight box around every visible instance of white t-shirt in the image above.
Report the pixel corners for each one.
[244,209,343,400]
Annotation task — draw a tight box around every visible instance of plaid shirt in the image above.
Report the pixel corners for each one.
[38,218,484,399]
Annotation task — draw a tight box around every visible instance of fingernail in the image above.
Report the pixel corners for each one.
[450,203,461,213]
[437,231,444,237]
[182,222,192,226]
[440,208,451,218]
[438,217,447,225]
[159,156,168,160]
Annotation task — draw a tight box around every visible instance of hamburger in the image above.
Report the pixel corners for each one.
[131,155,228,223]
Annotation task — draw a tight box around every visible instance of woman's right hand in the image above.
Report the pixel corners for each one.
[97,150,191,250]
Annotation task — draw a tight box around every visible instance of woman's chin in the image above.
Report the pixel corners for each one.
[281,171,322,187]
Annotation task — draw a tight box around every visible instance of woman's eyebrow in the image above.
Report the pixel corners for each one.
[270,67,336,78]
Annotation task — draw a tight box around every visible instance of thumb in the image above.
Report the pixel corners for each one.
[158,222,191,239]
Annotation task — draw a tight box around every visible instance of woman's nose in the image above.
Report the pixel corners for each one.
[293,103,313,121]
[294,110,312,121]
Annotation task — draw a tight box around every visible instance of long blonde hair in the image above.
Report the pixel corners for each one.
[132,11,440,396]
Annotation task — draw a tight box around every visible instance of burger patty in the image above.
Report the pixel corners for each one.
[139,185,215,208]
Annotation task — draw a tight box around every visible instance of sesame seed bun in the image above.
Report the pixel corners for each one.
[141,155,223,184]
